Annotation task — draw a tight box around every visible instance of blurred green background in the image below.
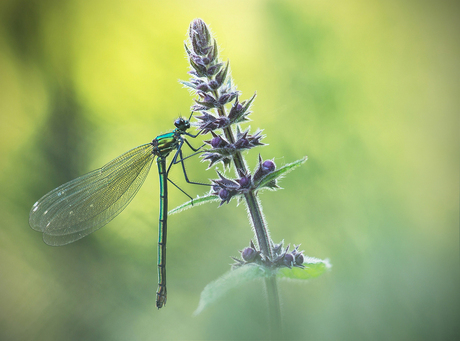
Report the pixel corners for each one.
[1,0,458,340]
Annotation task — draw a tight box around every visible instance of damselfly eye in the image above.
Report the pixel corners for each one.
[174,118,183,127]
[174,117,190,130]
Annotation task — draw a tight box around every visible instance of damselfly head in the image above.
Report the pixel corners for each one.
[174,117,190,131]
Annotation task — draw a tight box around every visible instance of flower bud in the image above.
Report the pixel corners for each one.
[235,137,249,148]
[206,63,222,76]
[196,83,210,92]
[294,253,304,266]
[218,93,232,105]
[218,188,229,201]
[238,176,250,188]
[283,253,294,267]
[211,135,225,148]
[208,80,219,90]
[262,160,276,174]
[241,247,257,262]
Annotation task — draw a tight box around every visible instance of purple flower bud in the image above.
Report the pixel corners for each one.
[238,176,250,188]
[283,253,294,267]
[218,93,232,105]
[218,188,229,201]
[236,138,249,148]
[198,93,218,108]
[211,136,224,148]
[207,63,222,76]
[196,83,209,92]
[241,247,257,262]
[294,253,304,266]
[208,80,219,90]
[202,57,211,65]
[203,94,214,102]
[262,160,276,174]
[215,117,229,128]
[193,56,206,67]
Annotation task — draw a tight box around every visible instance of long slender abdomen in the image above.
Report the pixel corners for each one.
[156,157,168,308]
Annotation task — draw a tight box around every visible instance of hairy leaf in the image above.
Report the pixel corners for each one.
[256,156,308,189]
[277,257,331,280]
[169,194,219,215]
[194,265,267,315]
[194,255,330,315]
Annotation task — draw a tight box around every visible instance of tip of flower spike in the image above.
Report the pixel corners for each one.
[189,19,212,54]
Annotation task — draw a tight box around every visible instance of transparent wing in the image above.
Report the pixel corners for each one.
[29,143,155,246]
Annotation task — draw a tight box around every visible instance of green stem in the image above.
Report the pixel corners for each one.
[212,86,281,336]
[243,192,271,259]
[213,91,272,258]
[266,275,282,340]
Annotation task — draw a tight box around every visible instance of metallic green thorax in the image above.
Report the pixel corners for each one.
[152,130,181,158]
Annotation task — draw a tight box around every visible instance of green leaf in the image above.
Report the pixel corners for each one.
[277,257,331,280]
[170,157,308,215]
[256,156,308,190]
[168,194,220,215]
[194,265,268,315]
[194,256,331,315]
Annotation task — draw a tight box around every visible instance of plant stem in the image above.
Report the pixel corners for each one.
[214,91,281,335]
[187,19,285,330]
[214,92,272,258]
[266,275,282,339]
[243,192,271,258]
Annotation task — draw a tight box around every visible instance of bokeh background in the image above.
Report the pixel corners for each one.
[1,0,458,340]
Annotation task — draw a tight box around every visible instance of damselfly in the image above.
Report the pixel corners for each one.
[29,115,208,308]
